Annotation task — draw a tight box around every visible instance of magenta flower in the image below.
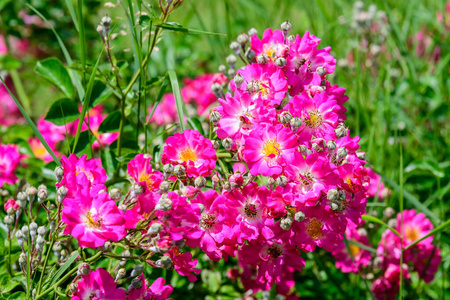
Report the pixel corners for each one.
[127,274,173,300]
[62,174,126,248]
[127,153,163,193]
[0,77,24,126]
[71,268,126,300]
[396,209,434,248]
[148,94,178,125]
[231,63,288,107]
[250,28,288,59]
[244,124,297,177]
[0,143,22,187]
[332,226,371,273]
[284,152,338,205]
[161,129,216,177]
[4,198,19,212]
[366,167,390,200]
[167,248,201,282]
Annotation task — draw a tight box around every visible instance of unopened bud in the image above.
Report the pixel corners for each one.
[245,48,256,62]
[356,152,366,160]
[280,216,293,230]
[335,124,347,138]
[116,268,127,281]
[387,218,398,228]
[55,166,64,182]
[326,140,336,150]
[132,184,144,196]
[58,186,68,203]
[357,228,368,236]
[109,188,122,200]
[294,211,306,222]
[210,111,222,123]
[19,253,27,268]
[248,28,257,36]
[37,190,48,203]
[218,64,226,75]
[337,147,348,158]
[78,263,90,275]
[275,57,287,67]
[26,186,37,198]
[383,207,395,219]
[102,241,112,252]
[36,236,45,245]
[233,73,245,89]
[331,202,340,211]
[30,222,38,238]
[129,277,143,290]
[159,181,171,193]
[22,225,29,236]
[155,195,172,211]
[327,189,339,201]
[131,265,144,277]
[69,283,78,293]
[174,165,186,177]
[290,117,302,130]
[256,53,269,64]
[4,215,14,226]
[226,54,237,66]
[194,176,207,188]
[223,181,231,191]
[237,33,249,45]
[162,164,174,176]
[316,66,327,76]
[279,111,292,124]
[229,41,241,55]
[267,177,275,187]
[101,15,112,28]
[287,35,296,43]
[17,192,26,201]
[222,138,233,150]
[280,21,292,37]
[212,140,220,150]
[96,24,104,35]
[148,222,163,235]
[276,175,288,187]
[211,82,223,98]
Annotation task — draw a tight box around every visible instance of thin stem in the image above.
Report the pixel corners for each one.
[36,239,55,295]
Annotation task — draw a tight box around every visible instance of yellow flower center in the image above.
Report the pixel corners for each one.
[76,167,93,181]
[262,139,280,160]
[179,147,197,163]
[306,218,323,239]
[258,81,270,97]
[304,110,323,128]
[405,225,419,241]
[346,177,354,189]
[139,172,154,190]
[349,243,360,257]
[86,211,102,229]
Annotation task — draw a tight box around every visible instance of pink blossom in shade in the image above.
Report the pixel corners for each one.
[29,137,59,163]
[127,153,163,193]
[71,268,126,300]
[182,73,227,116]
[222,183,274,243]
[250,28,288,59]
[371,276,399,300]
[57,154,107,194]
[239,238,305,285]
[366,167,390,200]
[215,92,276,142]
[4,199,20,212]
[0,78,24,126]
[285,31,336,95]
[291,205,345,252]
[37,116,67,145]
[411,244,441,283]
[127,274,174,300]
[243,124,298,177]
[286,92,341,140]
[148,94,178,125]
[0,144,22,187]
[396,209,434,248]
[230,63,288,107]
[332,226,371,273]
[187,190,235,261]
[61,174,126,248]
[161,129,216,177]
[167,248,201,282]
[284,151,338,206]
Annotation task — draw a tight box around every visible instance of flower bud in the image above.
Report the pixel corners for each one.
[316,66,327,76]
[245,48,256,62]
[248,28,257,36]
[69,283,78,293]
[331,202,340,211]
[326,140,336,150]
[356,152,366,160]
[287,35,296,43]
[275,57,287,67]
[290,117,302,131]
[36,235,45,245]
[194,176,207,188]
[26,186,37,198]
[387,218,398,228]
[155,195,172,211]
[226,54,237,66]
[357,228,368,236]
[159,181,171,193]
[229,41,241,55]
[78,263,91,275]
[19,253,27,268]
[218,64,227,75]
[233,73,245,89]
[17,192,26,201]
[210,111,222,124]
[222,138,233,150]
[335,124,347,138]
[383,207,395,219]
[102,241,112,252]
[96,24,104,35]
[211,82,223,98]
[55,166,64,182]
[256,53,269,64]
[276,175,288,187]
[327,189,339,201]
[30,222,38,239]
[337,147,348,158]
[237,33,249,46]
[174,165,186,177]
[109,188,122,200]
[148,222,163,235]
[312,143,320,152]
[132,183,144,196]
[280,21,292,38]
[223,181,232,192]
[279,111,292,124]
[115,268,127,281]
[267,177,275,188]
[15,229,23,240]
[212,140,220,150]
[4,215,14,226]
[155,255,173,269]
[37,189,48,203]
[162,164,174,177]
[294,211,306,222]
[22,225,29,237]
[131,265,144,277]
[37,226,47,237]
[129,277,143,290]
[280,216,293,230]
[58,186,68,203]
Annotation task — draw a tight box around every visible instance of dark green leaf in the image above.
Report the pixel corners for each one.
[91,80,113,107]
[44,98,80,126]
[139,15,152,30]
[70,130,90,154]
[98,111,132,133]
[35,58,74,98]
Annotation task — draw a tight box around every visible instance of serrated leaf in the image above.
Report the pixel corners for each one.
[35,58,74,98]
[44,98,80,126]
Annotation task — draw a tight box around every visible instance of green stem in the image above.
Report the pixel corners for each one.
[36,239,55,295]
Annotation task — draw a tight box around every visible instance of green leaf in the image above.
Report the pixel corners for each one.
[405,159,445,178]
[44,98,80,126]
[167,70,186,131]
[98,111,132,133]
[404,219,450,250]
[0,273,20,293]
[187,117,205,135]
[70,131,90,154]
[35,58,74,98]
[8,292,26,299]
[91,81,113,107]
[0,54,22,70]
[362,215,401,237]
[155,22,226,36]
[139,15,152,30]
[49,250,79,286]
[0,76,61,165]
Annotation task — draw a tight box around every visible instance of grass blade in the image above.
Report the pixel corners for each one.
[72,51,103,152]
[147,74,169,125]
[64,0,79,32]
[404,219,450,250]
[77,0,86,85]
[155,22,226,36]
[167,70,186,131]
[48,250,79,286]
[0,76,61,166]
[362,215,401,237]
[347,239,377,254]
